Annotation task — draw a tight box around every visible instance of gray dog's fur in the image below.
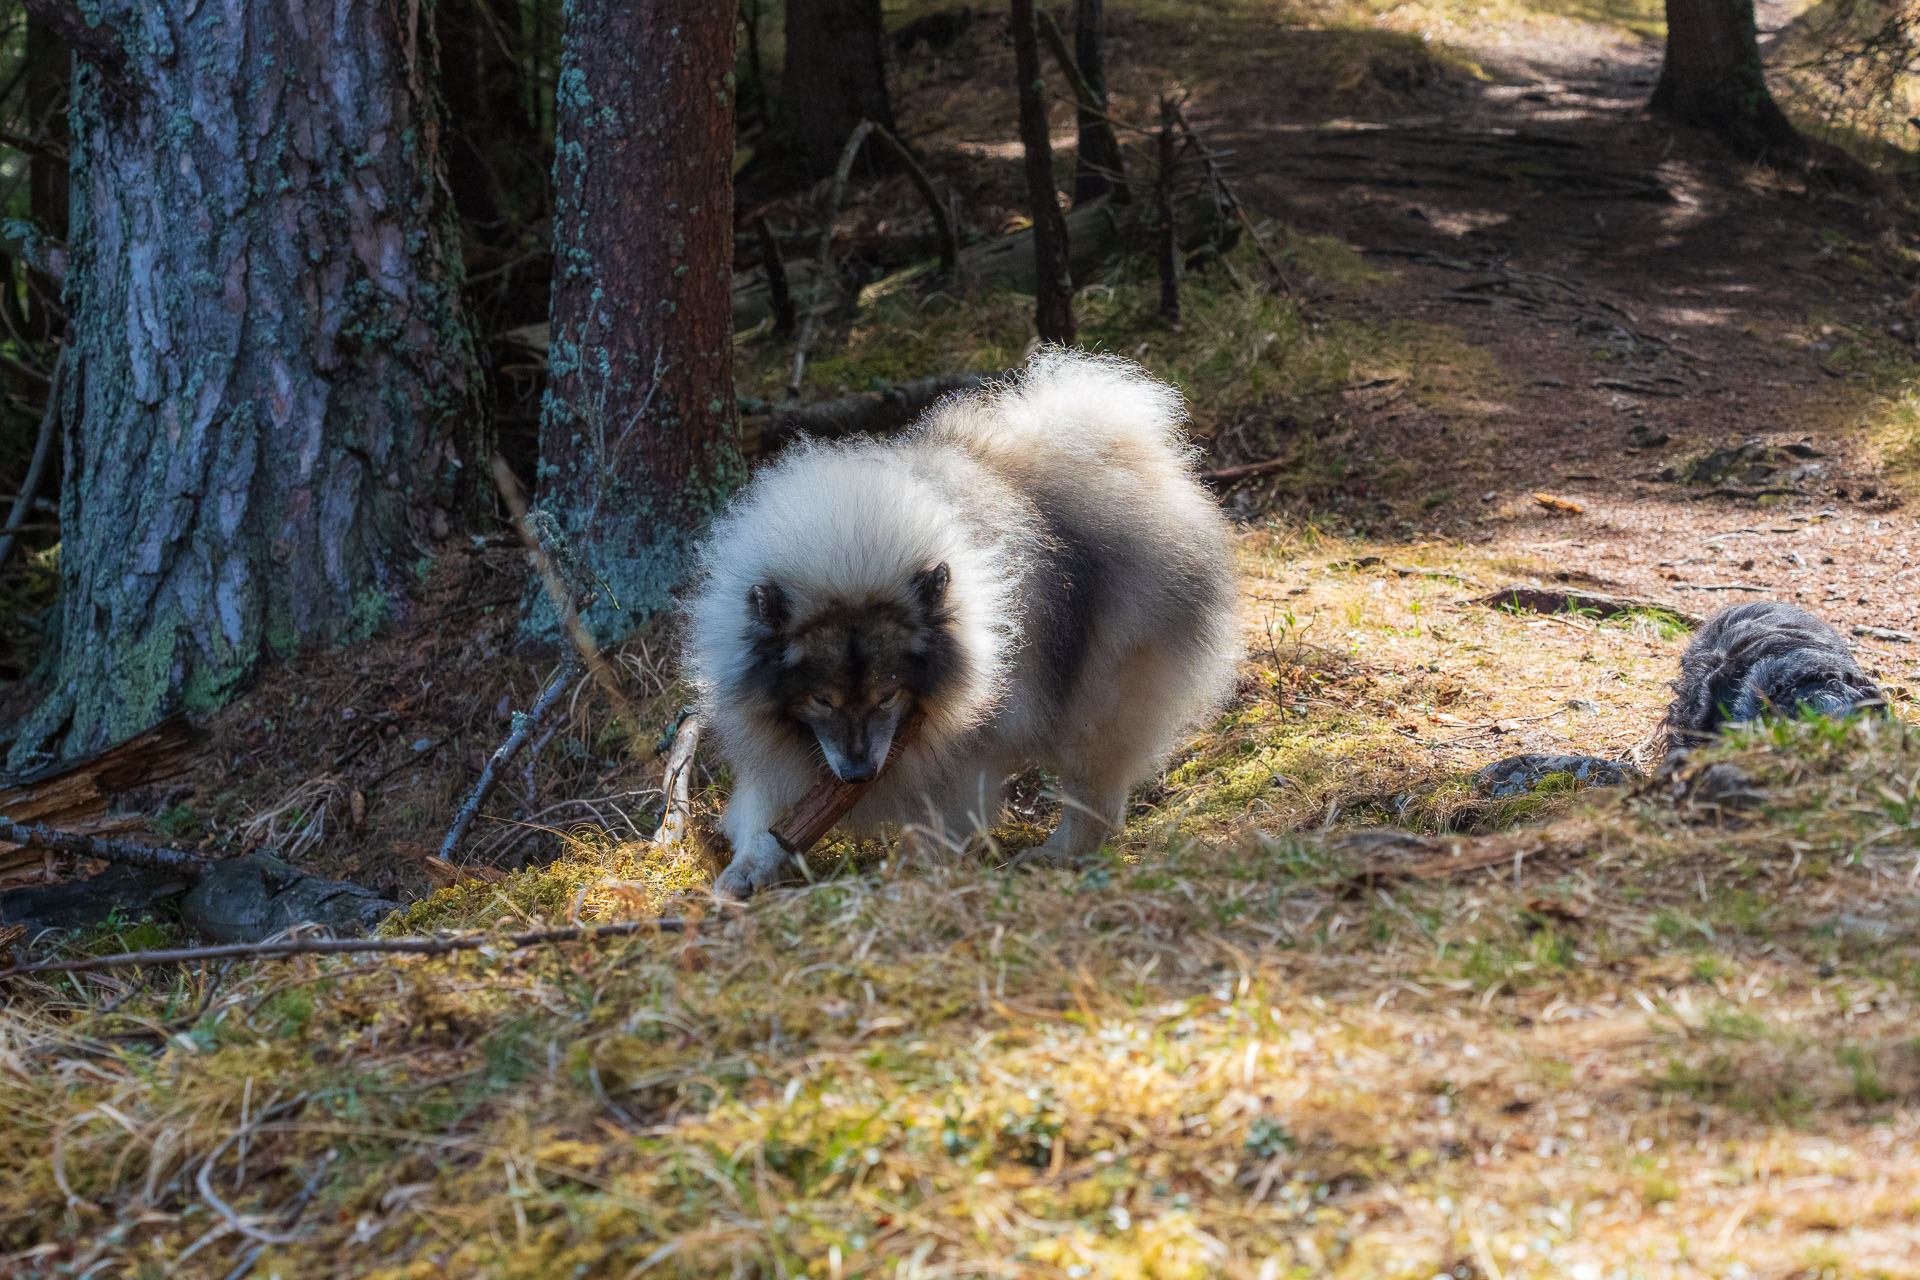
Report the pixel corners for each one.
[685,351,1242,899]
[1662,601,1885,750]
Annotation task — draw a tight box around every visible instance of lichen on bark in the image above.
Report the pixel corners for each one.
[9,0,483,768]
[520,0,742,649]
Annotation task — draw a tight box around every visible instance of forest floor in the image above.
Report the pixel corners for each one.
[9,0,1920,1277]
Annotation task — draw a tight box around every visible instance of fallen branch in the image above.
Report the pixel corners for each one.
[1202,455,1293,484]
[0,818,209,878]
[439,653,582,861]
[750,370,1008,450]
[1470,585,1702,628]
[0,918,690,981]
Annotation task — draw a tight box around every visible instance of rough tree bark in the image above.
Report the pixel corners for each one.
[1011,0,1075,345]
[1650,0,1805,158]
[1071,0,1124,204]
[9,0,483,768]
[521,0,742,647]
[757,0,896,189]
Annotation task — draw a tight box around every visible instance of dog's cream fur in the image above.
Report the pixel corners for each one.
[685,350,1241,896]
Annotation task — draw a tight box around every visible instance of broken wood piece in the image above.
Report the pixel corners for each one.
[768,714,924,855]
[1532,492,1585,515]
[1471,585,1701,628]
[0,816,210,878]
[653,712,704,847]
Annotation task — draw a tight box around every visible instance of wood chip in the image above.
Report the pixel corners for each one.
[1532,492,1585,515]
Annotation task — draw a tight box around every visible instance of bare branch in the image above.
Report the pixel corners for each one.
[0,917,691,981]
[0,817,211,878]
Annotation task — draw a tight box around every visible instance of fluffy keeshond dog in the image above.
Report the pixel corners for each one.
[1662,601,1885,750]
[685,351,1241,898]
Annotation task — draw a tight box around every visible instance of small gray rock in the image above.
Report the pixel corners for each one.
[1474,753,1641,799]
[182,852,397,943]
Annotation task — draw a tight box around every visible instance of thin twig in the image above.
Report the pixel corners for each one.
[0,348,64,568]
[0,918,691,981]
[1169,102,1293,294]
[789,120,877,400]
[0,817,210,878]
[438,654,582,862]
[865,122,960,278]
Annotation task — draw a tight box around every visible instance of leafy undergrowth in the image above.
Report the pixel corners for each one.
[8,713,1920,1278]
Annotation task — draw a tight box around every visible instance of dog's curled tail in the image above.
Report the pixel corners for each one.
[915,347,1195,471]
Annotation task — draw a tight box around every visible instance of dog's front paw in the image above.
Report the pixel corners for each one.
[714,835,793,902]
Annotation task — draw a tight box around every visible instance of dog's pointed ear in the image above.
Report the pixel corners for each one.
[746,582,788,631]
[911,562,950,611]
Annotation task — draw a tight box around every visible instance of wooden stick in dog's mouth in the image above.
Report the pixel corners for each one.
[768,713,924,856]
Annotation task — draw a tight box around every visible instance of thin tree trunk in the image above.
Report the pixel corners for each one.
[521,0,742,648]
[1071,0,1124,203]
[1156,98,1180,326]
[757,0,895,189]
[10,0,483,769]
[1011,0,1075,345]
[1650,0,1804,158]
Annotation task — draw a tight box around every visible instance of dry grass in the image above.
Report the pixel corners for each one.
[13,2,1920,1272]
[8,533,1920,1277]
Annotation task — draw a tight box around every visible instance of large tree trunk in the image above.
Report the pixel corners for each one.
[9,0,483,769]
[520,0,741,647]
[1650,0,1804,158]
[1011,0,1075,346]
[1071,0,1123,204]
[755,0,895,190]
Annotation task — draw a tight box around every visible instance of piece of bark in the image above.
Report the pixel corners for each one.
[768,715,923,855]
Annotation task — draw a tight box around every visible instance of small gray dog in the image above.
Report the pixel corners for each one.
[1662,601,1886,749]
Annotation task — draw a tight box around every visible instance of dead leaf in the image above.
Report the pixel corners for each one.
[1533,492,1586,516]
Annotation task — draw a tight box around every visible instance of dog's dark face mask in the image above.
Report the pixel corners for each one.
[744,564,958,783]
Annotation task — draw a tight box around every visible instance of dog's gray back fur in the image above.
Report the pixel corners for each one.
[1662,601,1885,749]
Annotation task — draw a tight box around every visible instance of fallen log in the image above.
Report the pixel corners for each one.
[743,370,1009,453]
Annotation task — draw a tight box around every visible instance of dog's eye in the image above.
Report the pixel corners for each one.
[876,689,903,708]
[803,695,833,714]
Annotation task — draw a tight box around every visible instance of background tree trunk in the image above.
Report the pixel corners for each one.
[1650,0,1804,158]
[1072,0,1122,204]
[1011,0,1075,345]
[520,0,742,648]
[757,0,895,189]
[9,0,483,768]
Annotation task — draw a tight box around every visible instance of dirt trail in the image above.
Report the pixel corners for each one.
[1188,16,1920,707]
